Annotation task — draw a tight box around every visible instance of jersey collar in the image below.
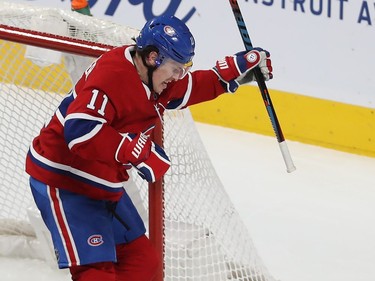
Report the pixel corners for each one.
[124,45,152,100]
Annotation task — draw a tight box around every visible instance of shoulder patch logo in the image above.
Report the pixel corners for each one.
[87,234,104,246]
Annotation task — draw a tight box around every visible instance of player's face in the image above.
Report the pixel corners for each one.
[153,59,192,94]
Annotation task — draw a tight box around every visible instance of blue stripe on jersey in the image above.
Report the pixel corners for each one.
[166,98,184,109]
[27,150,123,194]
[58,90,75,118]
[64,118,102,144]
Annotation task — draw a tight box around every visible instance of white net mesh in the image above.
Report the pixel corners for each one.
[0,2,275,280]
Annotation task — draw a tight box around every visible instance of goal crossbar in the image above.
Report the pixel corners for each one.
[0,24,112,57]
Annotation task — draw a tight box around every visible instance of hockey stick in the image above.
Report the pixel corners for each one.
[228,0,296,173]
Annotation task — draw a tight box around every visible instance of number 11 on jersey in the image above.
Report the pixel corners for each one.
[87,89,108,116]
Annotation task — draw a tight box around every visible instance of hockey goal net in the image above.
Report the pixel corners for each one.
[0,2,275,280]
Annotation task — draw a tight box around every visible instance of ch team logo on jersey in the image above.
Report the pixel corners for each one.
[87,234,104,246]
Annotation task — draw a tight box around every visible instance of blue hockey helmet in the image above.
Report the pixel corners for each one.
[136,15,195,66]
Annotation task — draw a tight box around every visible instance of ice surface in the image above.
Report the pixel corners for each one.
[1,122,374,281]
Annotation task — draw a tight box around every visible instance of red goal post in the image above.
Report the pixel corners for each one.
[0,3,276,281]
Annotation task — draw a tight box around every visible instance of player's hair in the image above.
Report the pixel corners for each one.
[134,45,159,67]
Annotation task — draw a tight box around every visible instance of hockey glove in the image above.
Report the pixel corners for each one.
[135,143,171,183]
[213,48,273,93]
[116,132,171,183]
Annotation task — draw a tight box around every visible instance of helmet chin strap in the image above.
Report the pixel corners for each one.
[141,55,157,93]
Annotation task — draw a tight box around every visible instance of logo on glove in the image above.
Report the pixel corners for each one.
[217,60,229,70]
[245,52,258,63]
[132,133,149,159]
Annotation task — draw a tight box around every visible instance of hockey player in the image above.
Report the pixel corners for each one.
[26,15,273,281]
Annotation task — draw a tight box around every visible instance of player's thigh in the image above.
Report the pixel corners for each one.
[111,191,146,244]
[115,235,159,281]
[30,177,116,268]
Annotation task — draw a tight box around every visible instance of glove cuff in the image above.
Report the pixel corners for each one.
[212,68,240,93]
[115,134,133,164]
[135,143,171,182]
[215,56,242,82]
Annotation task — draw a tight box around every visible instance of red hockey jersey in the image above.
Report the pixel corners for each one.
[26,45,226,201]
